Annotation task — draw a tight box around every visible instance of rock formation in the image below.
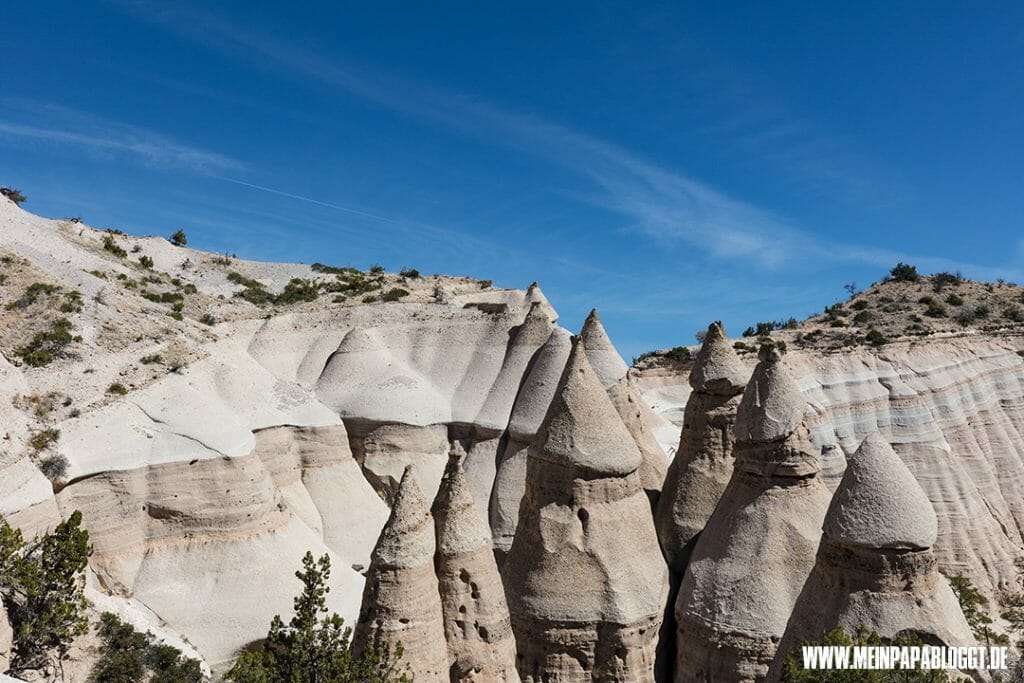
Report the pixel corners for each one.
[432,454,520,682]
[656,321,747,576]
[768,432,976,679]
[354,466,449,681]
[582,309,668,501]
[0,601,12,672]
[491,326,573,560]
[504,337,669,682]
[674,345,832,683]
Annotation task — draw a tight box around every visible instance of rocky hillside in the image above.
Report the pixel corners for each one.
[2,194,1023,681]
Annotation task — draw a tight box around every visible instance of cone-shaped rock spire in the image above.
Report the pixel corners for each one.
[433,454,520,682]
[656,322,749,575]
[824,432,937,550]
[533,337,641,476]
[579,309,629,390]
[354,466,449,681]
[769,433,975,679]
[581,309,668,498]
[689,321,748,394]
[505,338,669,682]
[674,345,831,682]
[734,345,805,444]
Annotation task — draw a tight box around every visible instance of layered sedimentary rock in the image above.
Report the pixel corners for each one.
[656,322,747,576]
[674,346,832,683]
[768,432,975,680]
[432,454,520,682]
[354,467,448,681]
[639,336,1024,602]
[504,338,669,682]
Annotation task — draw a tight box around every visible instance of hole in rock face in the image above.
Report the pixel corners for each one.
[398,617,410,624]
[459,568,471,583]
[578,508,589,524]
[459,605,466,614]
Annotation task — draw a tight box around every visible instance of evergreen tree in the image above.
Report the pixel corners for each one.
[227,551,408,683]
[0,511,91,676]
[950,573,1010,648]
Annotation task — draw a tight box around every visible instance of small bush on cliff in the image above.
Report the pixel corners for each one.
[227,551,408,683]
[888,262,920,283]
[169,230,187,247]
[1,187,27,205]
[0,511,91,675]
[89,611,203,683]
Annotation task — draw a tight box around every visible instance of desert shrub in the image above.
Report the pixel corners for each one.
[664,346,692,363]
[89,612,203,683]
[852,310,872,325]
[955,309,976,326]
[15,318,77,367]
[102,234,128,258]
[974,304,990,319]
[944,293,964,306]
[138,255,154,269]
[369,264,384,275]
[60,291,83,313]
[0,511,91,674]
[865,328,887,346]
[6,282,60,310]
[107,383,128,395]
[888,262,919,282]
[227,272,274,306]
[1004,306,1024,323]
[199,313,216,326]
[311,263,359,276]
[380,288,410,302]
[851,300,869,311]
[226,552,408,683]
[28,429,60,452]
[169,230,187,247]
[931,271,963,291]
[275,278,320,305]
[924,301,947,318]
[212,254,232,266]
[362,295,377,303]
[322,271,382,296]
[142,291,184,305]
[38,454,69,482]
[399,267,420,279]
[1,187,27,205]
[732,341,751,351]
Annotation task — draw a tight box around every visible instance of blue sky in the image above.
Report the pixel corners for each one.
[2,2,1023,358]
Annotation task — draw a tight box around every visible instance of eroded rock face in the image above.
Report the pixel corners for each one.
[674,346,832,683]
[768,433,975,680]
[656,322,748,576]
[433,455,520,682]
[504,338,668,683]
[354,467,448,682]
[0,600,12,672]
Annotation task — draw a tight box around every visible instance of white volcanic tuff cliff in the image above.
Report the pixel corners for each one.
[638,337,1024,598]
[0,199,603,675]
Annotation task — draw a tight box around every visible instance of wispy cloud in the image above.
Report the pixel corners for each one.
[79,3,1024,284]
[0,99,241,173]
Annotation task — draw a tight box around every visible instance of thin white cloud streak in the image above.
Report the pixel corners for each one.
[211,176,403,223]
[112,2,1024,281]
[0,104,241,173]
